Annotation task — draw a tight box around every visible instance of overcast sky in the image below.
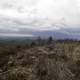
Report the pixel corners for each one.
[0,0,80,36]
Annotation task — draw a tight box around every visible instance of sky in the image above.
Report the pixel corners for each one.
[0,0,80,37]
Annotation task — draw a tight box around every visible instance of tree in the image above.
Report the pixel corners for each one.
[30,41,36,47]
[47,36,53,44]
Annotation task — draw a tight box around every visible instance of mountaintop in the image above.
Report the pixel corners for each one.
[0,39,80,80]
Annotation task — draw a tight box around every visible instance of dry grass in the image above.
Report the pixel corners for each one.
[0,40,80,80]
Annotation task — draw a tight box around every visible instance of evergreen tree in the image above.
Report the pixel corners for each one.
[47,36,53,44]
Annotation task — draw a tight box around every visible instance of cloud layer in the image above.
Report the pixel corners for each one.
[0,0,80,36]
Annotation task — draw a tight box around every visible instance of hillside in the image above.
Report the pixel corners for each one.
[0,40,80,80]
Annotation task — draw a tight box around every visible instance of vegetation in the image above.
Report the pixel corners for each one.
[0,37,80,80]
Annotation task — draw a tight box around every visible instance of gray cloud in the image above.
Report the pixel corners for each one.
[0,0,80,37]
